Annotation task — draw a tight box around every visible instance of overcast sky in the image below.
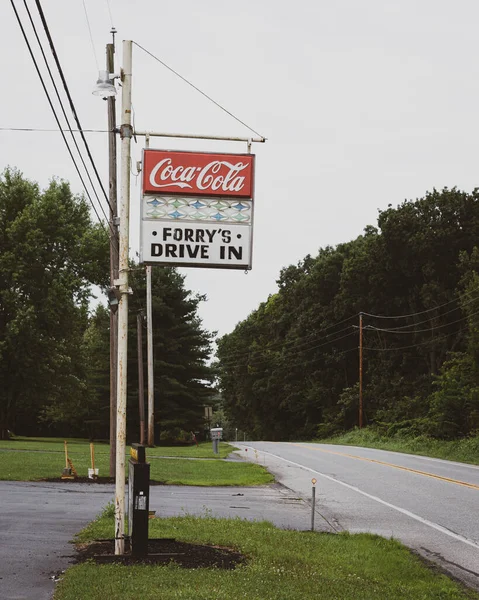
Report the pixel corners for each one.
[2,0,479,338]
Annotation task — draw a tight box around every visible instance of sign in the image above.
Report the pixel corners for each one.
[140,149,255,270]
[142,149,254,197]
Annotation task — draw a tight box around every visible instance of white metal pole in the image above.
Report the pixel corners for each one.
[115,39,133,556]
[144,135,155,448]
[146,264,154,446]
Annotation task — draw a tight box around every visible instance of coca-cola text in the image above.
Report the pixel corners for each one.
[143,150,254,198]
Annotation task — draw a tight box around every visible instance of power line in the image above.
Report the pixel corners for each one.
[21,0,111,229]
[217,329,358,370]
[361,292,468,321]
[363,328,467,352]
[81,0,99,70]
[0,127,110,133]
[366,307,479,335]
[217,322,356,366]
[215,313,358,363]
[34,0,114,216]
[132,41,266,140]
[105,0,114,29]
[261,344,359,373]
[9,0,104,227]
[364,292,479,332]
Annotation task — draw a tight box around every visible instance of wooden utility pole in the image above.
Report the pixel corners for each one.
[137,312,146,445]
[107,39,119,477]
[359,312,363,429]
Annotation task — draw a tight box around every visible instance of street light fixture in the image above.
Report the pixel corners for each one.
[92,70,118,98]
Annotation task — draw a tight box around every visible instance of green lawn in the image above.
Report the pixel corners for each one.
[0,437,233,458]
[53,507,479,600]
[0,437,271,486]
[320,428,479,465]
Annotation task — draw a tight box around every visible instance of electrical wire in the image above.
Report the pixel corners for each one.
[218,301,479,369]
[0,127,110,132]
[34,0,114,216]
[82,0,99,70]
[361,289,474,321]
[363,327,467,352]
[363,292,479,332]
[21,0,112,231]
[215,313,358,363]
[216,322,356,366]
[132,41,266,140]
[217,329,358,370]
[239,343,360,374]
[365,306,479,335]
[9,0,104,227]
[105,0,114,29]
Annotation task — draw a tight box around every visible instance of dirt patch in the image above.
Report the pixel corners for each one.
[42,477,167,485]
[75,538,246,569]
[43,476,115,484]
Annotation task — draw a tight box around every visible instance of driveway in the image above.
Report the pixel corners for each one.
[0,478,315,600]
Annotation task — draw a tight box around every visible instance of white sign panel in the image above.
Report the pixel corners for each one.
[141,220,252,268]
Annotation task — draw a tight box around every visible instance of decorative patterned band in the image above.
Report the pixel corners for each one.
[144,195,252,224]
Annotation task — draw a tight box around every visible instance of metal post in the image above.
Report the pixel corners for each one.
[144,134,155,448]
[115,39,133,556]
[311,486,316,531]
[137,312,145,445]
[146,265,154,446]
[359,313,363,429]
[107,40,119,478]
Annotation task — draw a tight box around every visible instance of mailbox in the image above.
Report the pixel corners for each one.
[128,443,150,557]
[210,427,223,440]
[210,427,223,454]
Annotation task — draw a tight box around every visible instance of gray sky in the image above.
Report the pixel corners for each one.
[2,0,479,337]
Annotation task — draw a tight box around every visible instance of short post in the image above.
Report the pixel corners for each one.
[128,443,150,557]
[61,440,72,478]
[311,478,317,532]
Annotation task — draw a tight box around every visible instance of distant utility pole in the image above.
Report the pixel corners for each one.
[107,37,119,478]
[359,312,363,429]
[137,312,146,445]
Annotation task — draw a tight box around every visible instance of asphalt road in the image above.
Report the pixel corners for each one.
[0,479,313,600]
[237,442,479,591]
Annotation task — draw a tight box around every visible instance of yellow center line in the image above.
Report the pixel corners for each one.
[291,444,479,491]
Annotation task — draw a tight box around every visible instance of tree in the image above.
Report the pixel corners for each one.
[127,266,215,443]
[216,187,479,441]
[0,169,109,439]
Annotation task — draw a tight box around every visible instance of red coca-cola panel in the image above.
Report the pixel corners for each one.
[142,149,254,198]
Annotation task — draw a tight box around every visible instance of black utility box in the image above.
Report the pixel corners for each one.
[128,443,150,557]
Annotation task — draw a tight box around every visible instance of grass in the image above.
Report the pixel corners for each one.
[53,507,479,600]
[0,437,233,458]
[0,437,272,486]
[320,428,479,465]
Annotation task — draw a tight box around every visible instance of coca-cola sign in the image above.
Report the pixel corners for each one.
[142,150,255,198]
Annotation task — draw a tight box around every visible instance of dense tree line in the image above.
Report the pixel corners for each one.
[0,169,214,440]
[216,188,479,441]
